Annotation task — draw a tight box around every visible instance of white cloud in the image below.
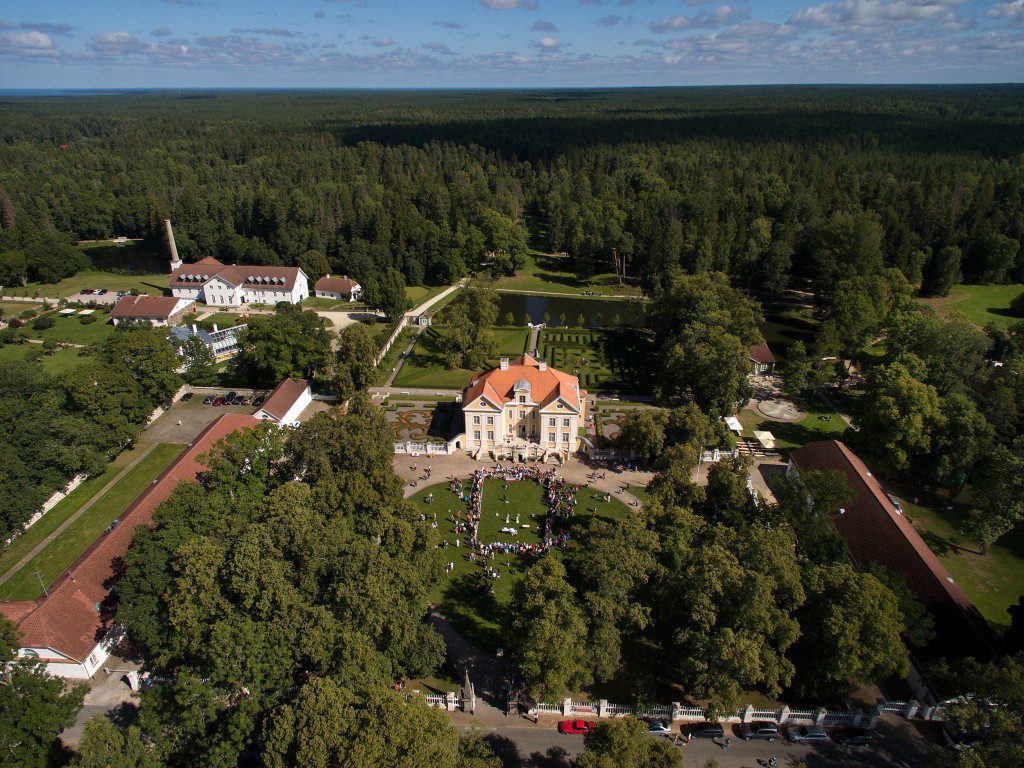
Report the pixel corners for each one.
[0,30,55,54]
[477,0,538,9]
[19,21,73,36]
[531,20,559,31]
[532,36,562,49]
[651,6,750,32]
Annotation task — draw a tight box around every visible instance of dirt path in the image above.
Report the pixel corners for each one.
[0,444,159,589]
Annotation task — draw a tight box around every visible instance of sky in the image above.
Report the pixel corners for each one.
[0,0,1021,88]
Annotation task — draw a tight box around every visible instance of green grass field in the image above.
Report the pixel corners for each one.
[901,495,1024,634]
[0,443,186,600]
[405,284,451,308]
[197,312,247,331]
[0,301,42,316]
[21,311,115,346]
[411,477,631,652]
[918,283,1024,329]
[1,269,169,299]
[0,343,91,375]
[392,326,530,389]
[738,401,849,450]
[537,327,653,394]
[492,252,642,297]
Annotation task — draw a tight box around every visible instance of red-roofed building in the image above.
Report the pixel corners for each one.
[314,274,362,302]
[789,440,996,659]
[0,413,261,678]
[110,295,194,327]
[254,378,312,427]
[461,354,586,461]
[749,343,777,374]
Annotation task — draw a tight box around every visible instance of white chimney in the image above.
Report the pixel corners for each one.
[212,323,219,333]
[538,360,547,371]
[499,358,509,371]
[191,323,198,334]
[165,219,182,272]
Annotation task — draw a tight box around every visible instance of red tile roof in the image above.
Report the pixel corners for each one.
[315,275,360,293]
[110,295,183,320]
[749,343,776,364]
[464,354,584,412]
[170,259,303,292]
[1,414,261,662]
[790,440,995,658]
[257,378,310,422]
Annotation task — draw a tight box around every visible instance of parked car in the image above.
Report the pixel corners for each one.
[644,719,672,736]
[82,289,94,295]
[203,395,215,405]
[683,722,725,740]
[833,728,874,746]
[116,291,127,298]
[224,391,237,402]
[558,720,595,735]
[180,392,193,402]
[232,395,246,405]
[787,725,830,743]
[97,288,108,295]
[213,397,225,406]
[740,721,780,741]
[252,395,265,407]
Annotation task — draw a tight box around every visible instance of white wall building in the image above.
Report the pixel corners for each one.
[169,257,309,307]
[254,378,313,427]
[314,275,362,302]
[461,354,586,461]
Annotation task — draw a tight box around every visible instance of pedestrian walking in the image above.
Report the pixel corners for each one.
[724,737,731,750]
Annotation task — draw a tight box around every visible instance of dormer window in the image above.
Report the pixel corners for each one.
[518,395,526,403]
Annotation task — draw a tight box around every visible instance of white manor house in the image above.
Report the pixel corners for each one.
[460,353,586,462]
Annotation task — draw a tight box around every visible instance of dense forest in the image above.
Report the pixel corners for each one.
[0,87,1022,296]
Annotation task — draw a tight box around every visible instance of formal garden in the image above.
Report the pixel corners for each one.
[410,473,631,652]
[536,327,652,394]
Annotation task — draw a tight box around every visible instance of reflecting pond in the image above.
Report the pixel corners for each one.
[494,292,644,327]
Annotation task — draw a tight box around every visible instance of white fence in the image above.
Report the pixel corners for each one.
[375,317,409,366]
[394,440,457,456]
[530,697,943,727]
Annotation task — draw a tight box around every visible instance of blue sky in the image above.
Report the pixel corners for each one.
[0,0,1021,87]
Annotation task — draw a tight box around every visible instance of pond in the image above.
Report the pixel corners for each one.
[495,292,644,327]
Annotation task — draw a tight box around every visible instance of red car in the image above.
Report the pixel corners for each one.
[212,396,225,406]
[558,720,595,735]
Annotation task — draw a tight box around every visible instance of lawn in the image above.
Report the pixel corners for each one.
[21,311,115,346]
[0,443,186,600]
[392,326,530,389]
[738,400,849,451]
[1,269,168,299]
[918,283,1024,329]
[197,312,247,331]
[0,301,42,316]
[491,252,642,297]
[0,343,91,375]
[537,327,653,394]
[900,494,1024,634]
[411,476,631,652]
[405,284,451,308]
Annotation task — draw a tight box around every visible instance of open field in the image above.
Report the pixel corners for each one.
[21,311,115,346]
[405,284,451,308]
[0,343,91,375]
[900,494,1024,634]
[197,312,247,330]
[738,401,849,450]
[1,269,169,299]
[392,326,530,389]
[537,327,653,394]
[0,443,186,600]
[491,252,642,297]
[0,301,42,316]
[918,283,1024,329]
[412,477,631,652]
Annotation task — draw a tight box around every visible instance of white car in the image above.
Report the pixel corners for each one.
[787,725,831,743]
[645,719,673,736]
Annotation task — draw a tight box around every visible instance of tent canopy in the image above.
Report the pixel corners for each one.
[724,416,743,434]
[753,430,776,449]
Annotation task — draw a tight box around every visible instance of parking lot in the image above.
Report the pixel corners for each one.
[66,290,120,305]
[142,391,265,445]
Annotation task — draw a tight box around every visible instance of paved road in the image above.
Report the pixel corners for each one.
[453,716,940,768]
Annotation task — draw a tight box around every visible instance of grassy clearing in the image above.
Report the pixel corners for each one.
[537,327,653,394]
[0,443,186,601]
[900,494,1024,634]
[21,311,115,346]
[0,301,42,316]
[392,326,530,389]
[918,283,1024,329]
[1,269,168,299]
[0,343,91,375]
[405,284,450,308]
[197,312,247,331]
[738,401,849,450]
[491,252,642,297]
[412,477,631,652]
